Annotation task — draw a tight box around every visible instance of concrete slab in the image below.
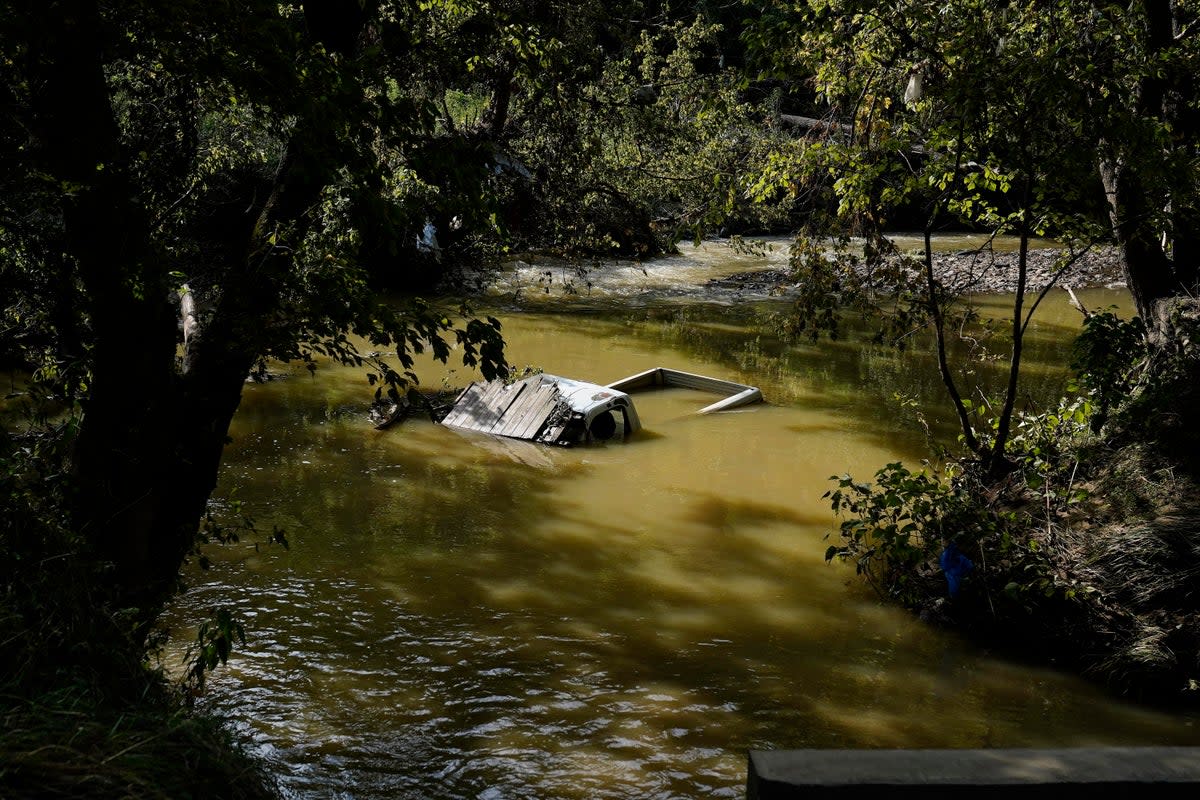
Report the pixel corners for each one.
[747,747,1200,798]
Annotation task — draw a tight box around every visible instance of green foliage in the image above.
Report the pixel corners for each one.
[2,0,517,599]
[4,0,514,384]
[1108,300,1200,468]
[775,231,931,344]
[0,1,537,788]
[183,607,246,700]
[499,13,786,258]
[0,423,135,689]
[825,461,1006,605]
[745,0,1118,260]
[0,385,276,800]
[742,0,1120,473]
[825,396,1098,612]
[194,492,288,572]
[1071,309,1146,431]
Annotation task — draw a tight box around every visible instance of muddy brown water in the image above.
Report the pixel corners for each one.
[162,240,1198,799]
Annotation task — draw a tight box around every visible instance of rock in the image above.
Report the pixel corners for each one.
[926,246,1125,295]
[707,244,1126,297]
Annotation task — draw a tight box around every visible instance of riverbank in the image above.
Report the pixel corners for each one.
[707,243,1127,296]
[903,244,1125,294]
[0,431,281,800]
[782,242,1200,706]
[1,682,279,799]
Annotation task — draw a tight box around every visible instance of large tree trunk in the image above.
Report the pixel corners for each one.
[1099,0,1198,326]
[1098,153,1178,321]
[31,1,188,613]
[25,0,374,628]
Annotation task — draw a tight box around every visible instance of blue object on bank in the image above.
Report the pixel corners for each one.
[939,542,974,597]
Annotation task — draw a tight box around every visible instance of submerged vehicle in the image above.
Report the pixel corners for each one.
[439,367,762,445]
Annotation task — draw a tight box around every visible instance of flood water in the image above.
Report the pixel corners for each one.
[163,239,1200,799]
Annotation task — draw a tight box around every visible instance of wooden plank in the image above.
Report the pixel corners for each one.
[506,383,549,439]
[459,383,500,431]
[440,383,484,429]
[491,380,529,422]
[493,378,545,437]
[438,384,472,427]
[532,385,564,438]
[474,381,509,428]
[514,384,561,440]
[446,379,507,433]
[460,381,504,431]
[539,383,565,421]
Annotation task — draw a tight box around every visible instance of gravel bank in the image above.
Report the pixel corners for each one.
[709,244,1127,296]
[919,245,1126,294]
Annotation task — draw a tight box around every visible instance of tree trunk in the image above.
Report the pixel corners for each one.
[151,0,376,615]
[24,0,374,628]
[30,1,187,613]
[482,60,516,139]
[1098,154,1177,323]
[987,221,1029,478]
[1097,0,1196,326]
[924,226,980,456]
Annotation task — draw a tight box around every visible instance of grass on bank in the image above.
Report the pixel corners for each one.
[1,682,278,800]
[1,425,279,800]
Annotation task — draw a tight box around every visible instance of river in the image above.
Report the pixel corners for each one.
[161,238,1200,799]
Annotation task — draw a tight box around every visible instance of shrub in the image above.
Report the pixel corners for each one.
[825,397,1098,616]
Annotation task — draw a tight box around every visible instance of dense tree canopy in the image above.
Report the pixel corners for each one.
[741,0,1200,699]
[1,0,520,625]
[743,0,1200,471]
[0,4,784,791]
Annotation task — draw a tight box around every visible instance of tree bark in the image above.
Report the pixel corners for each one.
[1099,152,1177,322]
[154,0,375,615]
[482,60,516,140]
[1097,0,1197,325]
[988,219,1030,478]
[31,1,186,612]
[23,0,375,627]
